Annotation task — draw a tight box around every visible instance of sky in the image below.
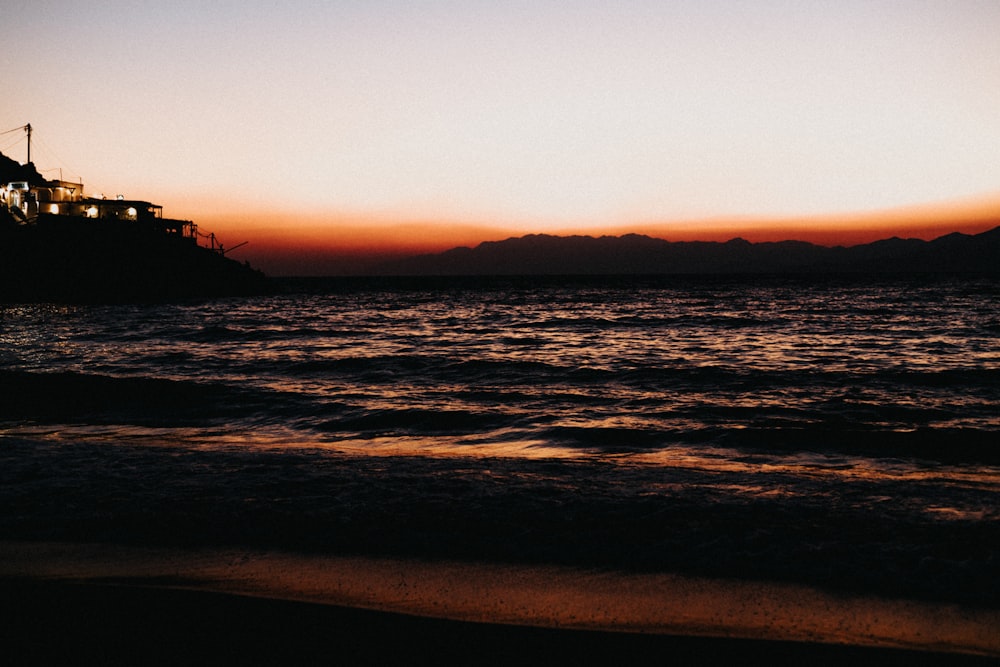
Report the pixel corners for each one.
[4,0,1000,275]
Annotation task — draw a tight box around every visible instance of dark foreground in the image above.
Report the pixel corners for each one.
[1,580,995,667]
[0,216,268,302]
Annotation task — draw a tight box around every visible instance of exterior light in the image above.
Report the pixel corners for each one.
[87,206,98,217]
[49,204,59,214]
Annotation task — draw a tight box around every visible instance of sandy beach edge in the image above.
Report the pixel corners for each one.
[2,540,997,661]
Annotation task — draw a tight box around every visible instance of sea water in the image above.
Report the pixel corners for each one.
[1,275,998,604]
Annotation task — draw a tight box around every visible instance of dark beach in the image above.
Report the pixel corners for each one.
[3,576,997,666]
[2,541,998,665]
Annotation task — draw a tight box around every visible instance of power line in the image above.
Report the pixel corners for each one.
[0,124,31,163]
[0,125,83,181]
[1,136,24,154]
[32,133,82,182]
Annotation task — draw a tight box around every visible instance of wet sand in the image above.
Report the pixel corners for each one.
[2,541,998,665]
[6,580,998,667]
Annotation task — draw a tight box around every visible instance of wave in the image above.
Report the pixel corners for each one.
[282,356,565,384]
[3,277,998,470]
[4,364,997,464]
[2,433,997,605]
[318,407,514,436]
[271,353,1000,390]
[0,369,297,426]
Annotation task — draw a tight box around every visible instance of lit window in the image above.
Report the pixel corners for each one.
[126,207,138,219]
[87,206,98,218]
[49,204,59,214]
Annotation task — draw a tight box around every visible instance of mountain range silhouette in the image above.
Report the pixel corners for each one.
[378,227,1000,275]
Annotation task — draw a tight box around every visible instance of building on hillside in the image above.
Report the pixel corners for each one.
[2,167,197,242]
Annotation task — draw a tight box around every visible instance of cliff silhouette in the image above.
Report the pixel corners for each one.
[0,151,48,186]
[0,216,268,302]
[1,150,267,302]
[378,227,1000,276]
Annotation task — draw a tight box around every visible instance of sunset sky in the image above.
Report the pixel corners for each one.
[5,0,1000,274]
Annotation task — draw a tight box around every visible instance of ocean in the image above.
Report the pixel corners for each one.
[2,275,998,605]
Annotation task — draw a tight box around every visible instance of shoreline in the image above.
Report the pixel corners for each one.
[10,581,995,667]
[2,540,997,662]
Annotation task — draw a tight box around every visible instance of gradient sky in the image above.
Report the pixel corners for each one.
[5,1,1000,274]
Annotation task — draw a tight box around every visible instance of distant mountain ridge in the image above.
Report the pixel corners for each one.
[377,226,1000,275]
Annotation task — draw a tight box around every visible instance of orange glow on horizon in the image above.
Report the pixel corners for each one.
[615,216,1000,247]
[615,193,1000,246]
[183,193,1000,276]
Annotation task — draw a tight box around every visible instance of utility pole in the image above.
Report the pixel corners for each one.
[25,123,32,164]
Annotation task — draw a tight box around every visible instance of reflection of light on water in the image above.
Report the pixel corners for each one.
[6,420,997,524]
[7,419,999,489]
[320,434,583,461]
[923,506,990,521]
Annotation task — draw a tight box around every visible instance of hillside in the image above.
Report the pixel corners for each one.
[0,216,268,302]
[377,227,1000,276]
[1,149,268,302]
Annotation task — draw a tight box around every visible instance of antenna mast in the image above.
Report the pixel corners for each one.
[25,123,32,164]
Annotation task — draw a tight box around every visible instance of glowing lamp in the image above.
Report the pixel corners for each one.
[87,206,98,218]
[126,207,138,219]
[49,204,59,214]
